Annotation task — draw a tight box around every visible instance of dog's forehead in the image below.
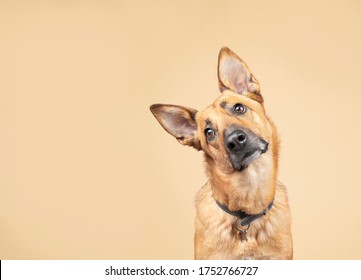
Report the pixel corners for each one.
[214,90,262,109]
[199,91,264,116]
[196,91,268,132]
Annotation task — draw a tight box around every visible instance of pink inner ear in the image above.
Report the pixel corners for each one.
[235,81,248,95]
[164,113,197,138]
[150,104,201,150]
[219,57,250,95]
[218,48,260,96]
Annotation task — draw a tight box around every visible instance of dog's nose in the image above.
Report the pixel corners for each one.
[226,130,247,152]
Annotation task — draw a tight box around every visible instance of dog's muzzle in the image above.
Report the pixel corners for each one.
[224,127,268,171]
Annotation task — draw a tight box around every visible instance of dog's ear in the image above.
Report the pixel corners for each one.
[218,47,263,102]
[150,104,201,150]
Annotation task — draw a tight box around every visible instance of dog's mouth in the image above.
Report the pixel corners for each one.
[224,126,269,172]
[233,147,267,171]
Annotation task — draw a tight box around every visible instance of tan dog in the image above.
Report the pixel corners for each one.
[150,47,292,259]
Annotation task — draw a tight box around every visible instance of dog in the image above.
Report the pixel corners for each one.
[150,47,293,259]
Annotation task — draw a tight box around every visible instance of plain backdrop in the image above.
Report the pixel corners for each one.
[1,0,361,259]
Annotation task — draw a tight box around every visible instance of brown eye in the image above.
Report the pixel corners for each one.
[233,103,247,115]
[205,128,215,140]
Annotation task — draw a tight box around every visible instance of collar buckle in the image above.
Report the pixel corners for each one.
[215,199,274,227]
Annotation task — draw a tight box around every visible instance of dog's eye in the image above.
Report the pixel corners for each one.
[233,103,247,115]
[205,128,215,140]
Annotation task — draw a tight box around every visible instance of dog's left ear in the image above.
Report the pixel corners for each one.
[218,47,263,102]
[150,104,201,150]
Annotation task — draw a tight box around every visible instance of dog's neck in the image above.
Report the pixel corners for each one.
[206,152,276,215]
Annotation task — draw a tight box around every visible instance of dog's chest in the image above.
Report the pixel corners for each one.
[194,185,274,260]
[198,216,267,259]
[225,230,268,260]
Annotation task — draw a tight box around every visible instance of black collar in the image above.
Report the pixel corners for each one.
[215,199,274,227]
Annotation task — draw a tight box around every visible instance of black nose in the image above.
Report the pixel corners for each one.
[226,130,247,152]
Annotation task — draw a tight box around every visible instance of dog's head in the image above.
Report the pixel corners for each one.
[150,47,277,175]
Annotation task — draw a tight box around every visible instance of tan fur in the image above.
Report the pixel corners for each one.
[150,47,293,259]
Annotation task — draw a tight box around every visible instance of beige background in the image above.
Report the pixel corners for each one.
[1,0,360,259]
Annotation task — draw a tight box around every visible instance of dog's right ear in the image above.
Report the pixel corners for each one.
[150,104,201,150]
